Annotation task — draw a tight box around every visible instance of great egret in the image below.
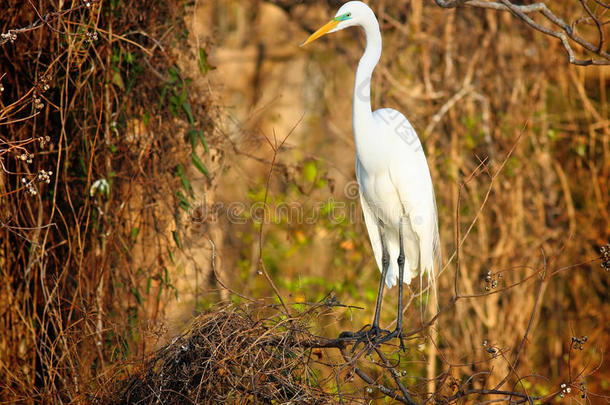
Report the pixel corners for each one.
[301,1,440,348]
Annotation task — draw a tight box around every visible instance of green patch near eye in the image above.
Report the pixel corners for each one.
[333,13,352,22]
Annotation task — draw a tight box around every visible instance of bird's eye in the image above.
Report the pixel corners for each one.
[347,12,352,17]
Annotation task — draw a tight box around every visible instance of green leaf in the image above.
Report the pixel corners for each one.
[172,230,182,250]
[125,52,135,64]
[112,71,125,90]
[188,129,198,150]
[191,153,210,179]
[198,48,215,75]
[167,67,179,84]
[169,95,179,117]
[176,164,192,195]
[303,161,317,183]
[176,191,191,211]
[197,130,209,153]
[158,86,167,108]
[182,101,195,125]
[179,88,187,106]
[142,111,150,126]
[167,247,175,264]
[131,227,139,240]
[188,129,209,154]
[131,287,142,306]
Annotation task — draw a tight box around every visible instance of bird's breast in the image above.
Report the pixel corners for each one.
[357,168,403,227]
[353,127,393,172]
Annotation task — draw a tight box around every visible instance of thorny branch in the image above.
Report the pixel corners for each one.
[434,0,610,65]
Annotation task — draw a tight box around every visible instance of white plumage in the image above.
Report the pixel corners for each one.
[357,108,440,289]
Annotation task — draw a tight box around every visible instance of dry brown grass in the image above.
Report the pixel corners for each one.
[108,304,337,404]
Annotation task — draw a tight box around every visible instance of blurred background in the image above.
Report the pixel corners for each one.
[1,0,608,402]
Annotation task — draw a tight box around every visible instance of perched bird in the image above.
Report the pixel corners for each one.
[301,1,440,347]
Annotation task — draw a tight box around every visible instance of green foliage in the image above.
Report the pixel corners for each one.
[302,160,318,183]
[198,48,216,75]
[234,158,378,329]
[172,230,183,250]
[462,115,485,150]
[160,65,211,217]
[176,164,192,196]
[191,153,210,179]
[176,190,191,211]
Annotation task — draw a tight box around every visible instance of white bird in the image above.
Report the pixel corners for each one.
[301,1,440,346]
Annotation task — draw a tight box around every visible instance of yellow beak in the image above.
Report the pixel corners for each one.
[300,19,340,47]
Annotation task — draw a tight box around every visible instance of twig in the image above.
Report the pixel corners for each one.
[494,255,548,391]
[338,346,419,404]
[434,0,610,65]
[374,347,419,405]
[256,119,303,316]
[209,239,256,303]
[444,388,539,403]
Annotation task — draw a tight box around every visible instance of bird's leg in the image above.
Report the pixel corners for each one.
[339,221,390,348]
[379,216,407,352]
[371,227,390,331]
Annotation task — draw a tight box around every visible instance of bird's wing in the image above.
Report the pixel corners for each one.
[374,108,441,280]
[355,157,385,281]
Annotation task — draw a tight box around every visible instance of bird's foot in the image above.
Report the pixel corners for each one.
[339,324,392,354]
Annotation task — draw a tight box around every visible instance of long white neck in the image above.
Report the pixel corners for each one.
[353,18,382,129]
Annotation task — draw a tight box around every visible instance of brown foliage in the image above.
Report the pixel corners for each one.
[0,0,213,402]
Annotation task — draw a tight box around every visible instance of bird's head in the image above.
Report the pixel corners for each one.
[300,1,375,47]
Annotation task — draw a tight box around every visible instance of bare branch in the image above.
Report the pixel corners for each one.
[434,0,610,65]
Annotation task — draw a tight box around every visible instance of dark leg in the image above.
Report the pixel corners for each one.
[379,216,407,351]
[339,221,390,347]
[371,223,390,329]
[395,216,406,350]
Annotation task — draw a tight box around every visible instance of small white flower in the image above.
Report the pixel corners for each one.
[90,178,110,197]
